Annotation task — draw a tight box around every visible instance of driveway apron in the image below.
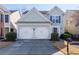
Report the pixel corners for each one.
[0,39,63,55]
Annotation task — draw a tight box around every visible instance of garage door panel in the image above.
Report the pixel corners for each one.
[19,27,33,39]
[35,27,49,39]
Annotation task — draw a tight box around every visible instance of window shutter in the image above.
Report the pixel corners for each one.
[5,15,9,22]
[59,16,61,23]
[1,14,3,22]
[50,16,52,21]
[1,28,3,36]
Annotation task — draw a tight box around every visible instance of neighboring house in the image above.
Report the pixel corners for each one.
[16,6,64,39]
[0,5,21,39]
[0,5,10,38]
[65,10,79,34]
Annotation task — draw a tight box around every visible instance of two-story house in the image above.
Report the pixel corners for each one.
[0,5,21,39]
[0,5,10,39]
[47,6,64,36]
[16,6,64,39]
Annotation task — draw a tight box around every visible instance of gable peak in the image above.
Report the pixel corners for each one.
[53,6,59,9]
[31,7,38,11]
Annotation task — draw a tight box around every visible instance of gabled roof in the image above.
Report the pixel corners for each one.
[40,11,48,15]
[47,6,64,15]
[17,7,51,23]
[22,10,28,14]
[0,5,9,12]
[10,10,18,13]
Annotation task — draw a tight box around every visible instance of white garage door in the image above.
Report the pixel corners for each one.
[19,27,33,39]
[35,27,49,39]
[18,27,50,39]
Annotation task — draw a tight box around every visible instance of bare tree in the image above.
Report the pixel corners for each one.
[70,11,79,27]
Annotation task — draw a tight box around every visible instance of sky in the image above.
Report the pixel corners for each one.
[3,4,79,12]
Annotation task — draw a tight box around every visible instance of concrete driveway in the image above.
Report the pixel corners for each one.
[0,39,63,55]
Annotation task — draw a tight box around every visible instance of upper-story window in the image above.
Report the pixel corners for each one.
[5,15,9,23]
[50,16,61,23]
[0,14,3,22]
[0,14,4,22]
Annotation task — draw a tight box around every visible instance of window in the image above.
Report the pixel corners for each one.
[1,14,3,22]
[0,14,3,22]
[50,16,52,21]
[1,28,3,36]
[5,15,9,22]
[5,28,9,32]
[50,16,61,23]
[53,28,57,33]
[5,28,9,34]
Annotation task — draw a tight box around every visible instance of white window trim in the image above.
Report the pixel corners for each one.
[51,15,61,23]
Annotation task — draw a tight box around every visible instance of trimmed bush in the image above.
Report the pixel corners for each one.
[60,33,71,40]
[65,32,73,37]
[51,33,59,41]
[5,32,16,41]
[60,34,64,39]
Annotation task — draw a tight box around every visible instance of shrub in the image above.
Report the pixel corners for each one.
[60,33,71,40]
[65,32,73,37]
[51,32,59,41]
[5,32,16,41]
[60,34,64,39]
